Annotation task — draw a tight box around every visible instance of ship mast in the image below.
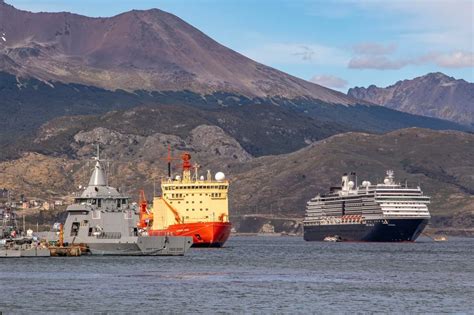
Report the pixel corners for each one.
[181,153,192,182]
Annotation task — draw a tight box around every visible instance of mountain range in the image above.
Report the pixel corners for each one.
[348,73,474,127]
[0,2,472,234]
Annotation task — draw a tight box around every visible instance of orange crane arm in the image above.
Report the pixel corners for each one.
[137,190,153,229]
[161,197,182,224]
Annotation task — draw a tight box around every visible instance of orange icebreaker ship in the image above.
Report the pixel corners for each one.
[147,153,231,247]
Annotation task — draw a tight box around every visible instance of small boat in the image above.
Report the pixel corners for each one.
[323,235,342,242]
[0,238,50,257]
[433,235,448,242]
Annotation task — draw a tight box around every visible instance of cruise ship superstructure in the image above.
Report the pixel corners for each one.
[304,170,431,242]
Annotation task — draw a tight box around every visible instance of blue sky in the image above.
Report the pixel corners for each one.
[7,0,474,92]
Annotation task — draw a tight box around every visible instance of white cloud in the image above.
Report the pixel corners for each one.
[353,42,397,55]
[241,42,349,66]
[310,75,348,89]
[348,56,408,70]
[421,51,474,68]
[354,0,473,50]
[348,50,474,70]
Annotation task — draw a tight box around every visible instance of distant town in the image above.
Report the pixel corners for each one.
[0,187,67,211]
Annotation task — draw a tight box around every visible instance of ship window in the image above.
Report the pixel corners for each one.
[200,208,203,211]
[70,222,80,237]
[178,201,180,204]
[117,200,121,208]
[200,194,202,196]
[170,202,173,204]
[200,201,203,203]
[91,199,96,205]
[192,209,195,211]
[186,201,189,204]
[122,199,127,205]
[97,199,102,208]
[192,201,194,204]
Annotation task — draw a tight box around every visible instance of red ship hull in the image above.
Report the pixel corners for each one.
[149,222,232,247]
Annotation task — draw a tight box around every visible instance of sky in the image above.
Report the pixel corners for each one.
[7,0,474,92]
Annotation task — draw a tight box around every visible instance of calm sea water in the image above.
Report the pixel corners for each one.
[1,236,473,314]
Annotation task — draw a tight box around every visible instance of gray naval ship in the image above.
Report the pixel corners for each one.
[63,149,193,255]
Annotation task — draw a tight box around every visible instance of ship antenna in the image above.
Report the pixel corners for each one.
[96,143,100,161]
[106,160,110,187]
[167,145,172,178]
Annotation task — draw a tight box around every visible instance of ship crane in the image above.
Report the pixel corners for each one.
[137,190,153,229]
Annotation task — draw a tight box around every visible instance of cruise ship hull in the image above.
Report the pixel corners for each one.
[304,218,429,242]
[149,222,232,247]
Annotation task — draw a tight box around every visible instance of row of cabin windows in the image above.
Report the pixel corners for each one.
[185,208,209,211]
[170,201,205,205]
[169,193,223,198]
[75,198,128,208]
[184,216,210,219]
[164,185,227,190]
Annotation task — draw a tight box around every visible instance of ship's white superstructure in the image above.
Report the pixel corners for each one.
[304,170,430,226]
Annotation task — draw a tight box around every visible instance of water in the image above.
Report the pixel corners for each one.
[1,236,473,314]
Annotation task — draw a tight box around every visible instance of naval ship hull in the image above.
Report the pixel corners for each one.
[85,236,193,256]
[304,218,429,242]
[149,222,232,247]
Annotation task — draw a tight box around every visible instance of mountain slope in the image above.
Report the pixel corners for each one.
[348,73,474,126]
[2,70,469,162]
[0,1,355,103]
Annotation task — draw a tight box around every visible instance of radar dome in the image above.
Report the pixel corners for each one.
[362,181,371,187]
[348,181,354,188]
[384,178,390,184]
[215,172,226,181]
[175,175,181,181]
[52,222,62,231]
[200,175,205,181]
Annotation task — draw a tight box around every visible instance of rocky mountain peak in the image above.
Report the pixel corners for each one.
[348,72,474,126]
[0,1,358,104]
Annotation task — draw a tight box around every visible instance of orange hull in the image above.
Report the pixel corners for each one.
[149,222,232,247]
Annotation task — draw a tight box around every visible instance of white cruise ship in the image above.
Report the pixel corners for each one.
[304,170,431,242]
